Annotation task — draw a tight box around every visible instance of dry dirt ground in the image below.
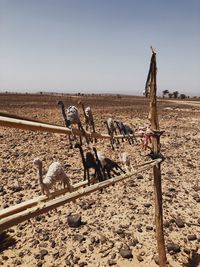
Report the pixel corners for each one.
[0,94,200,267]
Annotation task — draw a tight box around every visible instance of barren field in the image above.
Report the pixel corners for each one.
[0,94,200,267]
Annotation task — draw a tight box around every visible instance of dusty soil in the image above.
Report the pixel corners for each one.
[0,94,200,267]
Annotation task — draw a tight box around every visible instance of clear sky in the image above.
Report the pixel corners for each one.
[0,0,199,96]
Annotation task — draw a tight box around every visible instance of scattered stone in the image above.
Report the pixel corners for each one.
[137,254,143,262]
[102,249,111,258]
[167,243,181,254]
[73,256,80,264]
[34,254,41,260]
[163,220,170,228]
[35,216,43,222]
[128,238,139,247]
[74,234,86,243]
[107,259,117,266]
[146,225,153,231]
[128,180,137,187]
[144,203,152,208]
[110,253,116,259]
[79,262,87,267]
[2,256,9,261]
[183,248,191,255]
[43,234,49,241]
[195,197,200,203]
[136,174,144,179]
[188,234,197,241]
[116,228,125,238]
[175,217,185,228]
[193,193,200,202]
[119,246,133,259]
[18,252,24,258]
[67,214,82,228]
[37,262,43,267]
[53,251,59,260]
[51,240,56,248]
[12,186,23,192]
[80,247,87,253]
[198,218,200,225]
[99,234,107,244]
[40,249,48,259]
[3,203,9,209]
[88,244,94,251]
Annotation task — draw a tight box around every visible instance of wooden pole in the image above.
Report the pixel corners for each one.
[0,116,141,140]
[148,48,167,267]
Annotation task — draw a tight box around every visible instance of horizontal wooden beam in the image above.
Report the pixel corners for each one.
[0,160,158,221]
[0,180,87,220]
[0,115,142,139]
[0,159,161,232]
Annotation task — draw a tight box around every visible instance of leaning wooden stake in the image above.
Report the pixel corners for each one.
[148,48,167,267]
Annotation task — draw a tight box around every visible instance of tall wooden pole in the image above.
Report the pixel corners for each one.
[148,48,167,267]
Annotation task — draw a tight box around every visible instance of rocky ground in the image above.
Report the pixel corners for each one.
[0,94,200,267]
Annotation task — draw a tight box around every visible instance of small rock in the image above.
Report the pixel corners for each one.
[119,246,133,259]
[51,240,56,248]
[37,262,43,267]
[116,228,125,238]
[40,249,48,259]
[53,251,59,260]
[99,234,107,244]
[128,181,137,187]
[128,238,139,247]
[137,255,143,262]
[65,259,72,266]
[102,249,111,258]
[146,225,153,231]
[175,217,185,228]
[73,256,80,264]
[88,244,94,251]
[107,259,117,266]
[12,186,23,192]
[18,252,24,258]
[183,248,191,255]
[80,247,87,253]
[188,234,197,241]
[167,243,181,254]
[144,203,152,208]
[110,253,116,259]
[67,214,82,228]
[136,174,144,179]
[74,234,86,243]
[2,256,9,261]
[163,220,170,228]
[197,218,200,225]
[79,262,87,267]
[3,203,9,209]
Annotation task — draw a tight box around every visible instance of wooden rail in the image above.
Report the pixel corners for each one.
[0,160,158,221]
[0,180,87,220]
[0,115,141,139]
[0,159,161,232]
